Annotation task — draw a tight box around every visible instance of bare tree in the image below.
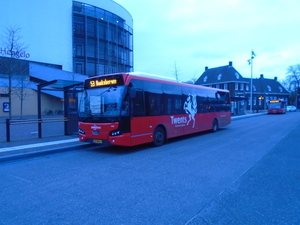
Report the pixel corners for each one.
[1,26,27,119]
[285,64,300,106]
[182,71,199,84]
[173,61,180,82]
[14,76,31,118]
[183,77,198,84]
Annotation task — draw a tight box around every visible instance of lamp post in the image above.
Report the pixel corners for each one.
[248,50,256,112]
[250,59,253,112]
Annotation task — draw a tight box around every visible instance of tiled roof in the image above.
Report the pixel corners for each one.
[194,61,289,96]
[195,62,247,85]
[245,77,289,95]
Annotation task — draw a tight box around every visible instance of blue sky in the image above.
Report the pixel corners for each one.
[114,0,300,82]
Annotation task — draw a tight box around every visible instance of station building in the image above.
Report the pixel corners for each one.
[195,61,290,115]
[0,0,133,117]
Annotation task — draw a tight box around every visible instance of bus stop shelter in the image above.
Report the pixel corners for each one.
[37,79,83,138]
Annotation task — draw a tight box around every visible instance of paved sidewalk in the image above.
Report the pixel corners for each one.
[0,135,88,162]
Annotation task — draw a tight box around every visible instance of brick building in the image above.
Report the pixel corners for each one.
[195,61,290,115]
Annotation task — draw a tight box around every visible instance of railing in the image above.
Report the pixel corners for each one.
[5,117,68,142]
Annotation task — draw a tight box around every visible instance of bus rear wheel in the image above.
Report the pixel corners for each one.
[153,126,165,147]
[212,119,218,132]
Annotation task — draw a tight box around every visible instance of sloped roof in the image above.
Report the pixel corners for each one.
[29,63,87,83]
[0,78,63,98]
[195,62,247,85]
[245,77,289,96]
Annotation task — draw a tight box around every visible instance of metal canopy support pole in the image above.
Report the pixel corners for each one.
[37,80,57,138]
[6,119,10,142]
[64,87,69,135]
[37,84,42,138]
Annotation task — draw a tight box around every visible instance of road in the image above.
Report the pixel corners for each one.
[1,112,300,225]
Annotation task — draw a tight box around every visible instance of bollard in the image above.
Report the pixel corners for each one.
[6,119,10,142]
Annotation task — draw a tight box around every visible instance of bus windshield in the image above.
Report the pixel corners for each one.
[79,85,128,123]
[268,102,281,109]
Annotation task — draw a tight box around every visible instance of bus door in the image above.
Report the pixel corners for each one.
[130,89,153,146]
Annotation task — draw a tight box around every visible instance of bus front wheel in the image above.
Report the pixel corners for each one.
[153,126,165,147]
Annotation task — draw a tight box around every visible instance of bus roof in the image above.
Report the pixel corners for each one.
[128,72,176,81]
[125,72,228,93]
[88,72,229,93]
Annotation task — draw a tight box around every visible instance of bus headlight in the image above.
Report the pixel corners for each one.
[78,128,85,134]
[110,130,122,136]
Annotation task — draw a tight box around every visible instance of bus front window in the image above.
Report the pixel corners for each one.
[268,103,280,109]
[79,86,127,122]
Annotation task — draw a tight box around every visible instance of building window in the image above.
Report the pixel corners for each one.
[75,63,83,74]
[246,85,249,91]
[217,74,222,80]
[240,83,244,91]
[75,44,83,56]
[224,83,228,90]
[253,97,256,105]
[265,96,269,102]
[73,2,133,76]
[216,84,220,89]
[235,83,239,90]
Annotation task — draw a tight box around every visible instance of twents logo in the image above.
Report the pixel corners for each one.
[170,94,198,128]
[183,94,197,128]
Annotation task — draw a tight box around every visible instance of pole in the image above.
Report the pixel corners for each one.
[37,80,57,139]
[37,84,42,138]
[250,50,253,112]
[6,119,10,142]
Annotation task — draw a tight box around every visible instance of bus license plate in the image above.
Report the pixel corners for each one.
[93,139,102,144]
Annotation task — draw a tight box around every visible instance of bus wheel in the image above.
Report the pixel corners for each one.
[153,126,165,147]
[212,119,218,132]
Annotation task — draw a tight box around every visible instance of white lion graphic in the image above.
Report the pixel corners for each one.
[184,94,197,128]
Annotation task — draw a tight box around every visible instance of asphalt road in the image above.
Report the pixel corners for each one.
[1,112,300,225]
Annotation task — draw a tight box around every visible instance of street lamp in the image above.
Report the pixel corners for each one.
[248,50,256,112]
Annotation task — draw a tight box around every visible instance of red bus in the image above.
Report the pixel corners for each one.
[78,72,231,147]
[267,100,287,114]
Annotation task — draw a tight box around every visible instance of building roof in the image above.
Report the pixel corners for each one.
[0,77,64,99]
[0,63,87,99]
[246,75,290,96]
[194,61,290,97]
[29,63,87,83]
[195,61,248,85]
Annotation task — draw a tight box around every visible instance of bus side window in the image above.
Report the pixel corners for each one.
[132,89,145,116]
[166,96,172,114]
[146,92,161,116]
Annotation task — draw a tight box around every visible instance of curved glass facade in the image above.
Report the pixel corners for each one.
[73,1,133,76]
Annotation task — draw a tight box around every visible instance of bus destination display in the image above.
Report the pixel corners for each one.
[269,100,280,103]
[85,75,124,88]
